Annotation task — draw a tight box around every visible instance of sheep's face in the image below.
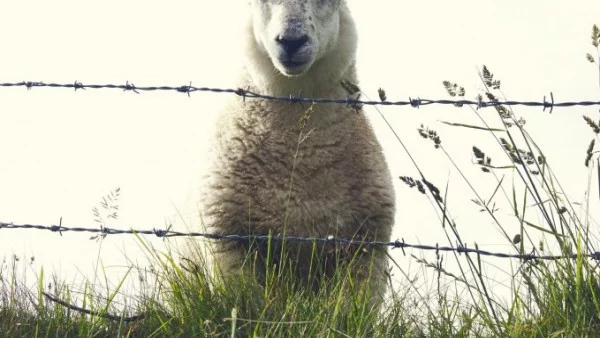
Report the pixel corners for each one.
[249,0,342,77]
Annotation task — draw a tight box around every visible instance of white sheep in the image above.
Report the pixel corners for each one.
[197,0,395,300]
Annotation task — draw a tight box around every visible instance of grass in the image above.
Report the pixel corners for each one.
[2,24,600,338]
[0,240,424,337]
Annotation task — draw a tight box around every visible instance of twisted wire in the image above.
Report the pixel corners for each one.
[2,221,598,262]
[1,81,598,111]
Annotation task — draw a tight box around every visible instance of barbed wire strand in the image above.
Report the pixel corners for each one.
[41,291,145,322]
[2,81,600,111]
[2,221,599,262]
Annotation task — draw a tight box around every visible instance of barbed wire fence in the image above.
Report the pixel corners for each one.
[3,79,600,322]
[3,80,600,265]
[3,80,600,112]
[5,80,597,257]
[2,221,600,262]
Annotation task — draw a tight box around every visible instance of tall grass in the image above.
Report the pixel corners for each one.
[1,24,600,338]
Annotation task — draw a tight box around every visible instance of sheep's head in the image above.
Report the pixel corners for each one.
[249,0,342,77]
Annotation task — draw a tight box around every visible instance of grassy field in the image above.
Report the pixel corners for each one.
[2,25,600,338]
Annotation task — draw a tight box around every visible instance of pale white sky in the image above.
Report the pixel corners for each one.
[1,0,599,301]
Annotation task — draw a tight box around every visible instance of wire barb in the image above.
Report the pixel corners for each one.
[23,81,44,90]
[176,81,193,97]
[73,81,85,91]
[123,81,139,94]
[543,92,555,114]
[234,86,249,102]
[49,217,63,236]
[409,97,421,108]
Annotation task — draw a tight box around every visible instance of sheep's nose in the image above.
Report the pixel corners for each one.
[275,35,309,57]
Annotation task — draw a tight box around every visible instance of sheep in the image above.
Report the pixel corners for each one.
[197,0,395,301]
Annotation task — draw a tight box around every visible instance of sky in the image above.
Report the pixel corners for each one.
[1,0,600,306]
